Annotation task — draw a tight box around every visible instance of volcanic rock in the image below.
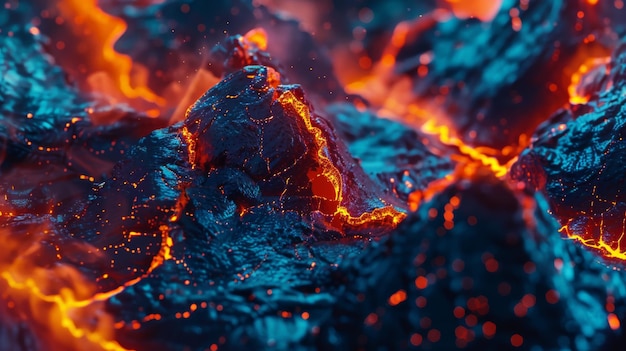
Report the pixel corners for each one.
[511,40,626,263]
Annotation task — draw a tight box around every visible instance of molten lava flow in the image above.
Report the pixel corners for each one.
[0,213,178,350]
[56,0,165,114]
[0,164,183,351]
[568,56,612,104]
[343,13,519,183]
[0,225,130,351]
[421,120,515,178]
[277,91,406,228]
[346,54,517,210]
[559,223,626,262]
[180,126,197,168]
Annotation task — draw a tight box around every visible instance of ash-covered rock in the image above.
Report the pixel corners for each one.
[27,64,402,346]
[208,33,277,78]
[108,174,626,351]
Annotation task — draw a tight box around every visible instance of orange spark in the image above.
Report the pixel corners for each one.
[388,289,407,306]
[608,313,621,330]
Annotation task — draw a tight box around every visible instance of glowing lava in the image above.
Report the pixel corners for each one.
[0,224,130,351]
[421,120,515,178]
[559,222,626,263]
[56,0,165,113]
[277,91,406,228]
[0,218,177,350]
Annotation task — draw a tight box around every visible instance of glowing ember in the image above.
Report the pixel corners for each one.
[568,56,611,104]
[243,28,268,51]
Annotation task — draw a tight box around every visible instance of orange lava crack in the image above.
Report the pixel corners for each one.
[560,222,626,261]
[277,90,406,229]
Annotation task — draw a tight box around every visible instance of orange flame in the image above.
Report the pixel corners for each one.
[57,0,165,111]
[0,223,130,351]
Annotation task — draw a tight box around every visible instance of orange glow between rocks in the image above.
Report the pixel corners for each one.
[5,0,623,348]
[180,126,197,168]
[0,159,181,351]
[421,120,512,178]
[408,174,456,212]
[277,92,342,206]
[0,207,178,350]
[343,20,517,196]
[277,90,406,229]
